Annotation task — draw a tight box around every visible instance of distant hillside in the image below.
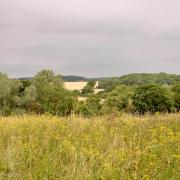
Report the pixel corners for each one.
[18,75,104,82]
[98,73,180,90]
[119,73,180,85]
[18,77,32,80]
[62,75,106,82]
[62,75,87,82]
[18,73,180,86]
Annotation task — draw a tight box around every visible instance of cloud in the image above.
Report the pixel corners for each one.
[0,0,180,77]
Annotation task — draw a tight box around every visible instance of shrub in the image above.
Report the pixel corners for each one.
[104,85,135,112]
[75,95,102,116]
[133,84,174,114]
[171,83,180,111]
[81,81,96,95]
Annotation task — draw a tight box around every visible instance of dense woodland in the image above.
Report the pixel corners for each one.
[98,73,180,91]
[0,70,179,116]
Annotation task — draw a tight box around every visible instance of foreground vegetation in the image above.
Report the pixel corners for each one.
[0,70,179,117]
[0,114,179,179]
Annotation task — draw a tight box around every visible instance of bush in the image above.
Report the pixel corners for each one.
[26,101,43,114]
[75,95,102,116]
[133,84,174,114]
[0,73,22,115]
[171,83,180,111]
[81,81,96,95]
[75,101,92,117]
[0,106,12,116]
[104,85,135,113]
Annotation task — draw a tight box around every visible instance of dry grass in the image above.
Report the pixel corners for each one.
[0,114,179,179]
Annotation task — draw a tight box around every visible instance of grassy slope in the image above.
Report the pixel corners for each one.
[0,114,180,180]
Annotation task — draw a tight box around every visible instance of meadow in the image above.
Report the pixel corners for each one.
[0,114,179,179]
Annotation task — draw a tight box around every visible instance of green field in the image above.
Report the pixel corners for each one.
[0,114,180,179]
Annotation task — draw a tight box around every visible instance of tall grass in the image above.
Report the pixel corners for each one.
[0,114,179,179]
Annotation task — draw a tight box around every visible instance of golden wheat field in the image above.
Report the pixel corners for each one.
[0,114,180,179]
[64,82,88,91]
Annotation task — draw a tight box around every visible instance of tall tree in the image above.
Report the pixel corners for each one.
[133,84,174,114]
[171,83,180,111]
[0,73,21,115]
[30,69,76,116]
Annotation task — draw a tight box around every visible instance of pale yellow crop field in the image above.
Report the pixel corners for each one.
[64,82,87,90]
[64,81,104,95]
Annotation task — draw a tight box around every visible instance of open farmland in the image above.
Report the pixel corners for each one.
[64,81,104,95]
[64,82,87,91]
[0,114,179,179]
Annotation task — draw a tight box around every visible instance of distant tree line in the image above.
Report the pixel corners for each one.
[19,75,103,82]
[98,73,180,91]
[0,70,179,116]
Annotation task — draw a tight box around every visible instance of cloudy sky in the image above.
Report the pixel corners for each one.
[0,0,180,77]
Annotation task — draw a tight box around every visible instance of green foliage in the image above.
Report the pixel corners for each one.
[62,75,104,82]
[133,84,174,114]
[19,79,31,93]
[171,83,180,111]
[31,70,76,116]
[104,85,135,112]
[62,75,87,82]
[99,73,180,91]
[32,69,63,90]
[0,73,22,115]
[81,86,94,95]
[119,73,180,86]
[75,101,91,116]
[0,70,179,116]
[98,77,120,91]
[75,95,102,116]
[87,80,96,87]
[85,95,102,115]
[81,81,96,95]
[20,85,41,113]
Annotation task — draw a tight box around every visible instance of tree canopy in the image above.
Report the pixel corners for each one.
[0,70,179,116]
[133,84,174,114]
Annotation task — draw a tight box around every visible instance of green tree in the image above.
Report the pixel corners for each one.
[0,73,22,115]
[86,95,101,116]
[75,95,101,116]
[81,81,96,95]
[20,85,41,113]
[133,84,174,114]
[19,79,31,93]
[75,101,91,116]
[104,85,135,112]
[171,83,180,111]
[31,70,76,116]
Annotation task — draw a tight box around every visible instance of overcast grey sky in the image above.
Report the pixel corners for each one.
[0,0,179,77]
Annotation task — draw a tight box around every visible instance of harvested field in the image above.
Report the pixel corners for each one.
[64,82,87,91]
[64,81,104,95]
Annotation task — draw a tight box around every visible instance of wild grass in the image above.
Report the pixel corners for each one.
[0,114,179,179]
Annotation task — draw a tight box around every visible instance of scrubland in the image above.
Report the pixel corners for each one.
[0,114,179,179]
